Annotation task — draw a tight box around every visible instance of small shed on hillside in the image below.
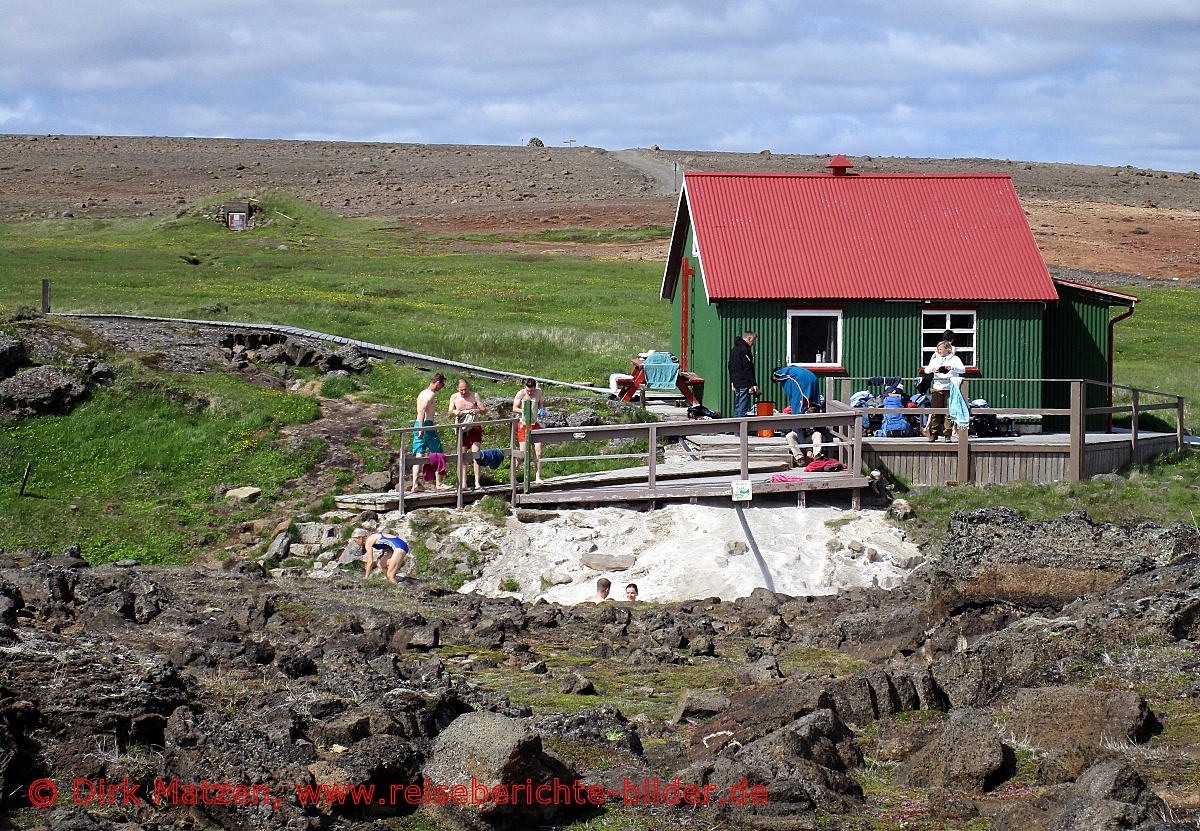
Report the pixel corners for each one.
[660,158,1137,421]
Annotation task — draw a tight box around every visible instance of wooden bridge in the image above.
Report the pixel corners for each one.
[337,377,1187,515]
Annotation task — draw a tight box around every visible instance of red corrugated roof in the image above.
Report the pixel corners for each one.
[667,171,1057,302]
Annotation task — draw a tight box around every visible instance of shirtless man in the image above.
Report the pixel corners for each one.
[411,373,450,492]
[512,377,545,485]
[449,378,486,490]
[354,528,410,584]
[591,578,612,603]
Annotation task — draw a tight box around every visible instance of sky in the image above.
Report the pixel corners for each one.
[1,1,1198,170]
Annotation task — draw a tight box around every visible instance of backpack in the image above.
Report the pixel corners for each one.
[687,405,721,420]
[805,458,846,472]
[881,393,910,435]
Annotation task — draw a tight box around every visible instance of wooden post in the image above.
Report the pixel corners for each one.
[18,462,31,496]
[957,426,970,485]
[825,376,834,409]
[1178,396,1186,452]
[1068,380,1084,482]
[509,420,517,502]
[523,399,533,494]
[852,413,862,474]
[1130,388,1140,461]
[41,280,50,314]
[647,423,657,488]
[455,424,464,510]
[398,431,406,515]
[739,421,749,480]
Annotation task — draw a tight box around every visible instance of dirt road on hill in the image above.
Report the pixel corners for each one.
[3,134,1200,278]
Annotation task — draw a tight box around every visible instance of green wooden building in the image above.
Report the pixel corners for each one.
[660,161,1137,422]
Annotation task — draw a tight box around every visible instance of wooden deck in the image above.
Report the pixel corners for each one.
[685,430,1180,487]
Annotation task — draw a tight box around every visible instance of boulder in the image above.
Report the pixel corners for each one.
[0,334,28,379]
[421,710,577,829]
[1005,686,1162,750]
[888,498,914,520]
[874,716,943,762]
[263,532,290,564]
[527,137,544,147]
[361,471,393,492]
[672,690,732,723]
[893,708,1013,793]
[1037,739,1119,785]
[558,672,596,695]
[566,408,600,427]
[581,553,635,571]
[295,522,341,548]
[334,344,368,373]
[0,366,86,415]
[540,570,571,586]
[224,486,261,503]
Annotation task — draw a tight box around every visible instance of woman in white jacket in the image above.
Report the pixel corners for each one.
[924,341,965,441]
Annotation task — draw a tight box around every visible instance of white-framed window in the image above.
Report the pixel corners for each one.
[787,309,843,367]
[922,310,976,367]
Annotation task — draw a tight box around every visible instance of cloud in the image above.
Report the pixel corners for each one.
[0,1,1197,168]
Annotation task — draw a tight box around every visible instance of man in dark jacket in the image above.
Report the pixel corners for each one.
[728,331,759,418]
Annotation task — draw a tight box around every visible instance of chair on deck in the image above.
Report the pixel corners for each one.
[640,352,680,403]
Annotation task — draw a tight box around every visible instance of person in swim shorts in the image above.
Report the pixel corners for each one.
[411,373,449,492]
[355,528,411,584]
[512,377,545,485]
[449,377,486,490]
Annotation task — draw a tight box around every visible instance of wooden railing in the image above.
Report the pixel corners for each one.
[388,409,866,511]
[823,376,1185,483]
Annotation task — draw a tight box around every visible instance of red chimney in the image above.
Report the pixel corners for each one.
[827,154,853,176]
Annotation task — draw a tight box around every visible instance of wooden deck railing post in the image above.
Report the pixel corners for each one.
[852,411,862,474]
[398,431,406,515]
[455,424,464,511]
[1178,397,1186,452]
[1131,388,1140,462]
[825,376,834,410]
[957,427,969,485]
[1069,380,1084,482]
[648,424,658,488]
[509,420,517,502]
[739,421,749,480]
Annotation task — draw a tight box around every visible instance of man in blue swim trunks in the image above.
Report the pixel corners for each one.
[355,528,410,584]
[411,373,450,493]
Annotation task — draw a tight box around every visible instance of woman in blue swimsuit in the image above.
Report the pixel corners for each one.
[354,529,410,584]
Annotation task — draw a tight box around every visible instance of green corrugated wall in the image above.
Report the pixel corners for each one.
[672,288,1045,416]
[1043,285,1111,430]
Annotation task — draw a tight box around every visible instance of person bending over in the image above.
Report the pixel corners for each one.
[355,529,411,584]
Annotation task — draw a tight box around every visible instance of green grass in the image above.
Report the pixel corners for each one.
[0,364,323,562]
[0,191,669,384]
[1113,286,1200,430]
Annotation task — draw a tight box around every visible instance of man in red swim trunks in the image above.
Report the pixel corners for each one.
[512,377,544,485]
[449,378,486,490]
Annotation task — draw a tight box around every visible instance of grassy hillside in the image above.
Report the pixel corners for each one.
[1112,287,1200,429]
[0,191,669,384]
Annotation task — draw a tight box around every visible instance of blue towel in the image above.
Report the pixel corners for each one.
[478,448,505,469]
[948,382,971,430]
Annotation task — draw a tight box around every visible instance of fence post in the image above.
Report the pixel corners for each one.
[739,421,749,480]
[455,424,464,511]
[957,427,970,485]
[1069,380,1084,482]
[1130,388,1139,462]
[852,413,862,474]
[648,424,657,488]
[398,431,406,516]
[825,376,834,409]
[1178,397,1186,452]
[509,420,517,502]
[42,280,50,314]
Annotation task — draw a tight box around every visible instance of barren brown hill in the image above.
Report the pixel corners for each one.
[3,134,1199,279]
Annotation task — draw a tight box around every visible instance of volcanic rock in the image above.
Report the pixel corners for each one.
[0,365,86,415]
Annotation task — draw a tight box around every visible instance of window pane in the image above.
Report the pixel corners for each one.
[956,349,974,366]
[923,313,946,330]
[950,313,974,330]
[923,332,943,348]
[954,333,974,348]
[791,315,838,364]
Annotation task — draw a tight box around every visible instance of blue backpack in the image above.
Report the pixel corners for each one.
[880,393,911,435]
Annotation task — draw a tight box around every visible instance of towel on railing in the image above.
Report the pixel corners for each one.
[478,448,505,469]
[421,452,447,482]
[948,381,971,430]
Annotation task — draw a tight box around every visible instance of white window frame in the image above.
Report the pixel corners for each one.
[787,309,843,368]
[921,309,977,368]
